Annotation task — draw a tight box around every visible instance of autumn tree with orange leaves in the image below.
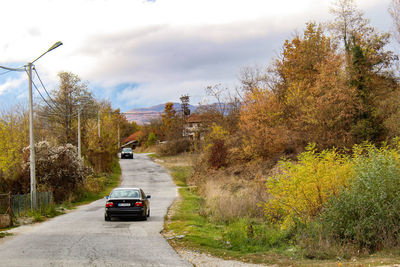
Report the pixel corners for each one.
[240,23,357,159]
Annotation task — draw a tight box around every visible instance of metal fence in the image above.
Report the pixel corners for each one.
[11,192,53,217]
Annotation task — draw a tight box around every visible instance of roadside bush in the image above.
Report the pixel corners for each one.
[208,138,227,169]
[84,174,108,193]
[265,144,354,228]
[86,150,116,173]
[320,144,400,251]
[146,132,157,147]
[21,141,92,202]
[204,124,229,169]
[157,138,191,156]
[295,220,361,260]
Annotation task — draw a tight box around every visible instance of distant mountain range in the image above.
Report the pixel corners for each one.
[123,103,197,124]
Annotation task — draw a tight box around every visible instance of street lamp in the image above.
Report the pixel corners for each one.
[31,41,63,64]
[27,42,63,210]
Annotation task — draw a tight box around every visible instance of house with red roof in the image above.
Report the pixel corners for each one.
[121,131,142,148]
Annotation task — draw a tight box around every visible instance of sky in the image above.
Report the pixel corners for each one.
[0,0,395,112]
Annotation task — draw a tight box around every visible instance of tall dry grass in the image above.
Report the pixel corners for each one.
[199,175,268,222]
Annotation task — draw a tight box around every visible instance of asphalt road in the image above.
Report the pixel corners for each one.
[0,154,192,267]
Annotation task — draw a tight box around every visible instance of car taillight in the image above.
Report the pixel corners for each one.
[134,202,143,207]
[106,202,114,207]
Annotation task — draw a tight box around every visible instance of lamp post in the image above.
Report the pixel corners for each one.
[27,42,63,210]
[78,109,81,158]
[27,62,36,210]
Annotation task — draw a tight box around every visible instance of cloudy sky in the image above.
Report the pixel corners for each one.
[0,0,394,112]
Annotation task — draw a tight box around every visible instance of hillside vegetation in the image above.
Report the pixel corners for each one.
[148,0,400,262]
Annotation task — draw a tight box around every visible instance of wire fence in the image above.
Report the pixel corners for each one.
[11,192,53,217]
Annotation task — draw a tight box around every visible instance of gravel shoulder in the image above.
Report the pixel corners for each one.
[175,247,273,267]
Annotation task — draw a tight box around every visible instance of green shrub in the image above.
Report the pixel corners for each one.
[146,132,157,147]
[223,218,290,252]
[321,144,400,251]
[84,175,107,193]
[157,139,191,156]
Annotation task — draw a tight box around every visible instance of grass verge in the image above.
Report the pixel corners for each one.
[170,166,192,187]
[160,156,297,265]
[159,153,400,267]
[0,232,12,238]
[62,157,121,208]
[164,183,299,265]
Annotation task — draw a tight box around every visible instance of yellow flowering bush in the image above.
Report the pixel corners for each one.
[265,144,354,228]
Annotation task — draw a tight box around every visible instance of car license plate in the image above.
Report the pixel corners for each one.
[118,203,130,207]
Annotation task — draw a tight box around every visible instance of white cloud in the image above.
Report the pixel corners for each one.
[0,75,25,95]
[0,0,392,110]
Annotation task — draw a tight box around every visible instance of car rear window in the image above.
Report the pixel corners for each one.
[110,189,140,198]
[122,148,132,152]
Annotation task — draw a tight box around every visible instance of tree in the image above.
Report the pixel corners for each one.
[197,84,241,135]
[85,103,120,173]
[240,88,290,159]
[120,120,140,141]
[330,0,398,142]
[0,105,29,192]
[329,0,369,57]
[161,102,181,140]
[240,23,356,159]
[146,132,157,147]
[38,72,96,145]
[390,0,400,44]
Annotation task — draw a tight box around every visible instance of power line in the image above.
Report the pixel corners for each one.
[0,70,13,76]
[0,65,25,72]
[30,74,58,114]
[25,67,65,118]
[32,67,68,116]
[32,67,58,107]
[0,65,25,76]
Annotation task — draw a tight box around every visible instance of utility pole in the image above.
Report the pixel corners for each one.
[78,109,81,158]
[118,123,120,148]
[27,62,36,210]
[98,112,101,138]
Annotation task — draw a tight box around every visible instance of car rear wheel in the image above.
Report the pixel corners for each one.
[105,214,111,221]
[142,209,148,221]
